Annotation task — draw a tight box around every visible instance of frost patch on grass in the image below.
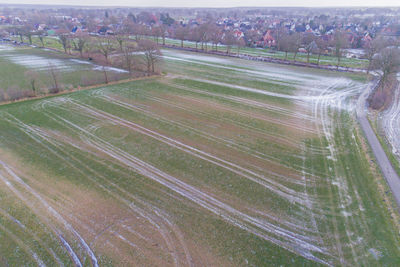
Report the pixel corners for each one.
[165,50,231,64]
[70,58,93,65]
[368,248,382,260]
[341,211,352,217]
[0,44,14,51]
[2,54,87,72]
[93,66,129,73]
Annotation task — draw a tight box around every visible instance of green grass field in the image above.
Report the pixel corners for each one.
[0,49,398,266]
[149,36,368,69]
[0,44,130,100]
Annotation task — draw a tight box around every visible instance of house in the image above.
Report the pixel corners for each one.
[262,30,276,47]
[233,29,244,39]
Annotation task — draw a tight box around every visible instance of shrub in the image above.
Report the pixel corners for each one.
[5,87,35,102]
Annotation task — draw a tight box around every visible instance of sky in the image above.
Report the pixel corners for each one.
[0,0,400,7]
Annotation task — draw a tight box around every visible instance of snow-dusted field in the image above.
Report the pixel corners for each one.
[1,50,127,73]
[0,49,398,266]
[0,44,130,95]
[380,74,400,160]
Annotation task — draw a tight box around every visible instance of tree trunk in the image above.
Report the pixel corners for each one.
[337,56,340,70]
[181,39,183,48]
[367,59,372,75]
[126,59,131,74]
[50,67,58,92]
[307,52,310,63]
[31,80,36,95]
[317,53,321,65]
[285,51,288,60]
[294,52,298,61]
[162,37,165,45]
[103,67,108,84]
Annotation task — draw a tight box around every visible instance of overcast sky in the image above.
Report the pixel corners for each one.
[1,0,400,7]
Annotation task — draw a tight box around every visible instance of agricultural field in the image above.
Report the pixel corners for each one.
[375,74,400,175]
[0,49,399,266]
[13,34,368,69]
[0,44,130,101]
[149,37,368,69]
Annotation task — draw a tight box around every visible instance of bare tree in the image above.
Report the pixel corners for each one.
[9,26,24,43]
[97,37,114,63]
[291,33,302,61]
[122,42,139,74]
[138,39,162,74]
[331,30,349,69]
[175,25,188,48]
[132,23,148,41]
[58,34,70,54]
[37,31,45,47]
[372,47,400,91]
[189,26,202,51]
[315,38,329,65]
[209,25,223,51]
[48,63,59,93]
[114,33,125,51]
[199,23,212,51]
[160,24,167,45]
[72,34,87,58]
[223,30,236,54]
[364,35,387,74]
[303,33,316,64]
[273,27,286,51]
[151,25,162,44]
[102,66,109,84]
[279,33,292,60]
[236,37,245,54]
[21,25,34,45]
[24,70,39,95]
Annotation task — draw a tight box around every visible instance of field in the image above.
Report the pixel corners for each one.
[0,44,130,100]
[150,37,368,69]
[13,34,368,69]
[0,49,398,266]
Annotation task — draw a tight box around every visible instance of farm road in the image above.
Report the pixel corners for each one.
[356,79,400,209]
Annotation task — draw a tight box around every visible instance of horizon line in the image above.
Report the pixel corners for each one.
[1,3,400,9]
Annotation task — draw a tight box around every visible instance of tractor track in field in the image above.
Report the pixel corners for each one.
[64,98,314,205]
[0,49,389,265]
[0,159,86,267]
[94,92,312,186]
[20,97,331,264]
[1,112,194,267]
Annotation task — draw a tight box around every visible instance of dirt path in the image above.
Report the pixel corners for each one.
[356,80,400,210]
